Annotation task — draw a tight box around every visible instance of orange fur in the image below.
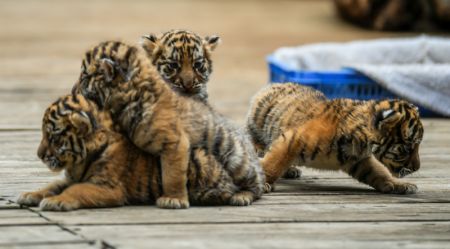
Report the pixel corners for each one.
[247,83,423,194]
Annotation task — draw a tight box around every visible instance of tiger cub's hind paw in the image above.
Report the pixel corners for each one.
[282,166,302,179]
[156,196,190,209]
[230,191,254,206]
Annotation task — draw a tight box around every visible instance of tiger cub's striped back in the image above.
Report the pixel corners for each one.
[141,30,220,102]
[247,83,423,194]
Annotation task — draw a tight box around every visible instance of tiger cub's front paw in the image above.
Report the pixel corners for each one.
[39,196,80,211]
[17,192,44,206]
[379,181,418,195]
[230,191,254,206]
[156,196,190,209]
[264,183,274,193]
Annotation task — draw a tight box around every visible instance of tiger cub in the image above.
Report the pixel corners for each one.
[17,94,257,211]
[71,41,264,209]
[247,83,423,194]
[141,30,220,102]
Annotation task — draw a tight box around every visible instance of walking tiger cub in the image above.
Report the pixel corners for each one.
[247,83,423,194]
[141,30,220,102]
[17,94,262,211]
[71,41,264,209]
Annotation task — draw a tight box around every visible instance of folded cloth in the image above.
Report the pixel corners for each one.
[272,35,450,116]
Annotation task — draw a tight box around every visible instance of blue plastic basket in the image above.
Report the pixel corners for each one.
[267,55,440,117]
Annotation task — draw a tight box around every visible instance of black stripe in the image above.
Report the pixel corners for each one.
[72,93,79,103]
[286,130,297,154]
[146,158,155,203]
[111,41,121,54]
[213,126,224,157]
[92,46,99,60]
[404,107,411,120]
[378,139,394,160]
[85,51,91,65]
[50,110,57,120]
[62,100,74,113]
[357,163,372,184]
[299,144,306,162]
[327,133,336,156]
[190,150,202,189]
[348,160,362,177]
[80,142,108,181]
[336,136,347,165]
[310,145,320,161]
[68,135,76,153]
[85,111,97,130]
[129,107,144,140]
[156,158,163,195]
[123,47,134,64]
[136,174,142,197]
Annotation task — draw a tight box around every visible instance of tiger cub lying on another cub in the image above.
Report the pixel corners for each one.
[17,94,262,211]
[247,83,423,194]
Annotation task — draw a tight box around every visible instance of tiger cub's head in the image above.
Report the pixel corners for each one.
[37,94,112,172]
[141,30,220,99]
[373,100,424,178]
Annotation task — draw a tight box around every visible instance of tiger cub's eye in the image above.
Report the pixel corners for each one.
[168,62,179,70]
[193,61,204,69]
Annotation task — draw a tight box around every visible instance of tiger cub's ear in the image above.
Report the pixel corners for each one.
[69,111,93,136]
[141,34,159,56]
[376,109,403,133]
[204,35,221,51]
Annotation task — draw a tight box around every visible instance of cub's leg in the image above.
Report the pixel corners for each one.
[17,179,68,207]
[346,155,418,194]
[254,140,301,180]
[261,129,301,193]
[39,183,126,211]
[156,135,190,209]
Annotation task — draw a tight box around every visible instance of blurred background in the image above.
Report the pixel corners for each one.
[0,0,448,127]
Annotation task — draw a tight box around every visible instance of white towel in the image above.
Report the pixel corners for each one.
[272,36,450,116]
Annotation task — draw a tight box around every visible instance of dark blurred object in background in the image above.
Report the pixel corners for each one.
[334,0,450,31]
[430,0,450,29]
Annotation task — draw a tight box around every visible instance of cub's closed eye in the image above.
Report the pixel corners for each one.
[168,62,179,70]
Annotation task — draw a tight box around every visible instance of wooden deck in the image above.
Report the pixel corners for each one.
[1,0,449,248]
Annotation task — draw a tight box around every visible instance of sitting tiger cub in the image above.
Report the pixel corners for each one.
[17,94,261,211]
[72,41,264,209]
[141,29,220,102]
[247,83,423,194]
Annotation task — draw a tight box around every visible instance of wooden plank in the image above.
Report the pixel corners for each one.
[0,209,50,226]
[68,222,450,249]
[0,225,90,247]
[0,197,19,209]
[36,202,450,225]
[77,239,448,249]
[4,243,98,249]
